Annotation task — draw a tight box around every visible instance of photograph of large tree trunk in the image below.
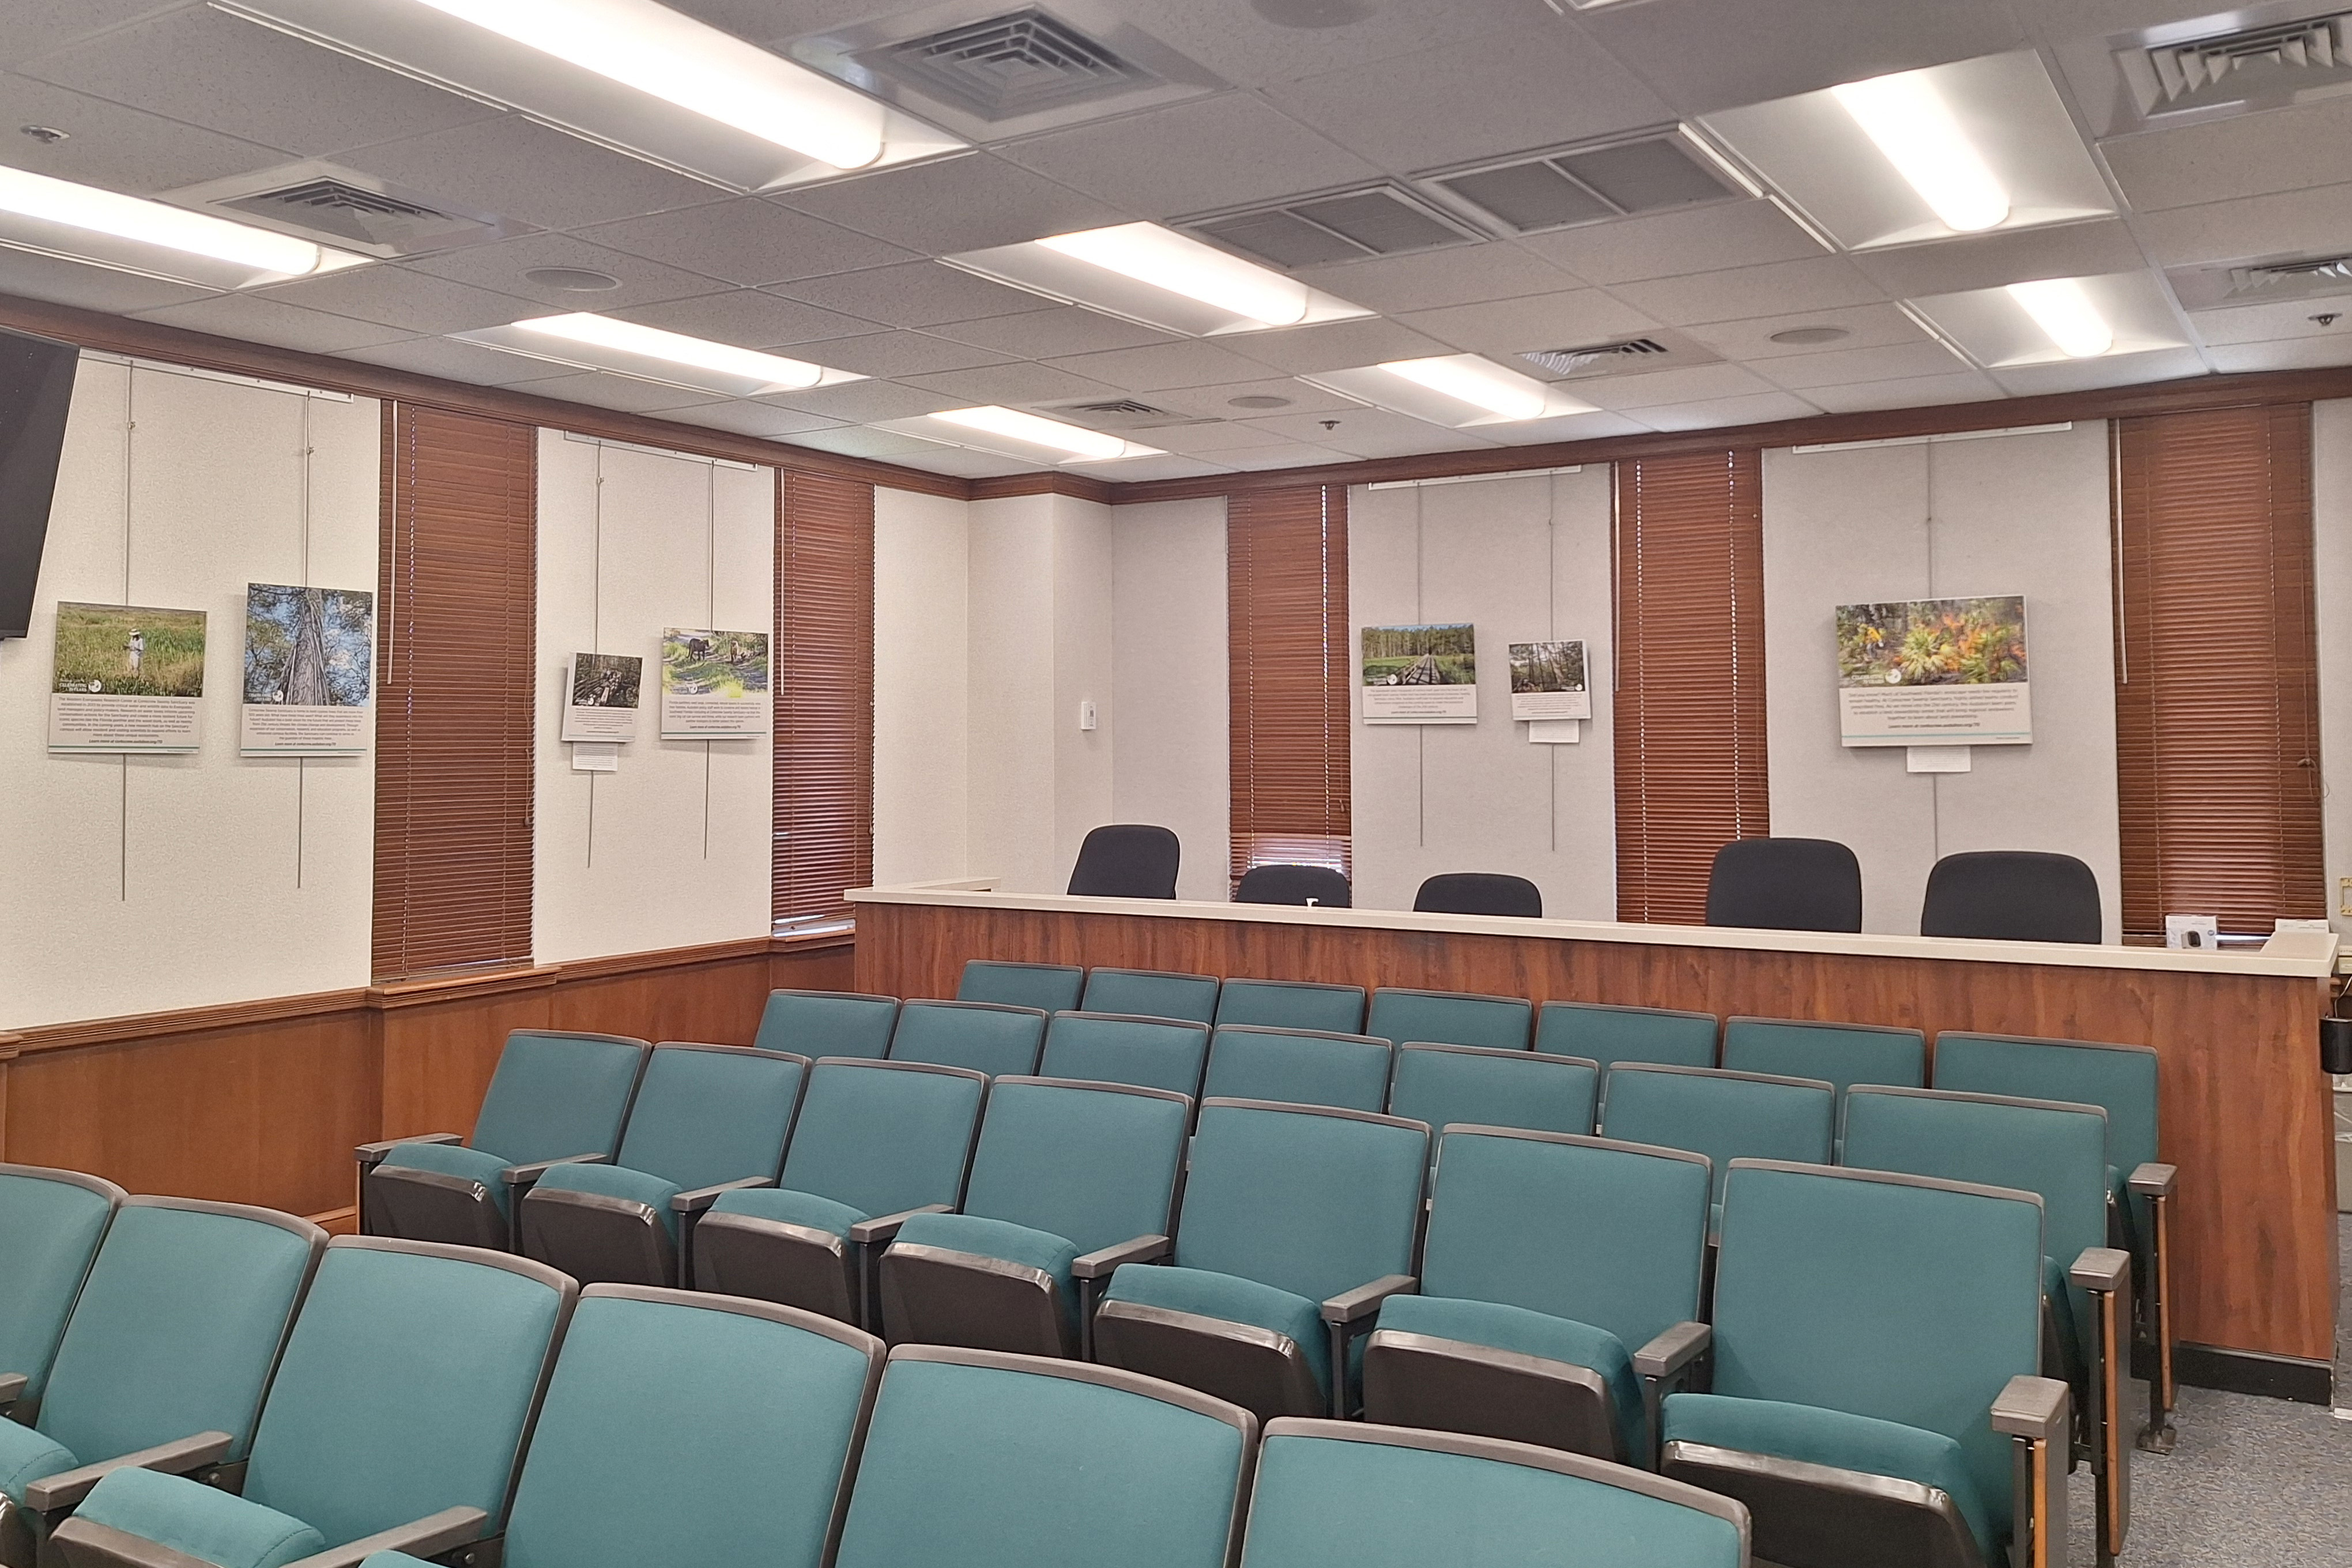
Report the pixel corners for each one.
[244,583,374,707]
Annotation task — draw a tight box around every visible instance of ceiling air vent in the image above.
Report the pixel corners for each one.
[1046,398,1205,431]
[2169,250,2352,309]
[176,163,523,258]
[2118,12,2352,118]
[1420,127,1748,237]
[1180,184,1482,270]
[873,9,1149,116]
[1521,338,1669,376]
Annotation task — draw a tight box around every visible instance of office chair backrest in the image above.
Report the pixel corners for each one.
[1203,1026,1394,1114]
[0,1163,123,1407]
[471,1031,651,1163]
[610,1044,806,1191]
[39,1198,325,1468]
[1535,1001,1718,1075]
[1719,1016,1925,1100]
[1387,1045,1599,1144]
[1235,865,1352,907]
[1366,987,1532,1052]
[1414,873,1543,918]
[1081,967,1221,1024]
[956,961,1085,1013]
[1704,838,1863,933]
[753,990,899,1060]
[500,1287,881,1568]
[1175,1101,1428,1305]
[1068,824,1182,899]
[835,1348,1254,1568]
[960,1079,1192,1257]
[777,1060,988,1219]
[1214,978,1368,1035]
[887,1000,1047,1078]
[1598,1066,1835,1208]
[242,1238,575,1549]
[1709,1162,2042,1543]
[1920,850,2101,944]
[1932,1032,2159,1182]
[1039,1012,1212,1098]
[1243,1420,1750,1568]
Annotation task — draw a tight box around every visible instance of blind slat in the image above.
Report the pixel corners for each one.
[1228,485,1351,888]
[774,470,875,927]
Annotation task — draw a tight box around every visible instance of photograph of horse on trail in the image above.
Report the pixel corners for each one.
[662,628,769,698]
[52,602,207,696]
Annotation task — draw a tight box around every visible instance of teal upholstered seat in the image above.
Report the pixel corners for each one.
[1109,1265,1333,1389]
[832,1349,1253,1568]
[1097,1100,1428,1420]
[1364,1129,1710,1463]
[55,1238,573,1566]
[1386,1044,1598,1144]
[0,1164,123,1411]
[958,960,1084,1013]
[1720,1017,1924,1101]
[1081,968,1222,1024]
[1599,1065,1833,1216]
[1203,1025,1393,1113]
[1241,1421,1750,1568]
[1040,1012,1211,1096]
[753,989,898,1059]
[522,1043,806,1286]
[1536,1001,1718,1077]
[1215,979,1367,1036]
[887,999,1047,1077]
[880,1078,1189,1355]
[1366,988,1532,1051]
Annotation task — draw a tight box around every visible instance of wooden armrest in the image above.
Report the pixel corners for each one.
[24,1433,235,1513]
[1320,1275,1416,1325]
[671,1177,776,1213]
[0,1371,24,1406]
[500,1154,606,1185]
[2069,1246,2131,1293]
[1072,1234,1171,1280]
[1633,1321,1712,1381]
[355,1134,459,1167]
[847,1204,951,1246]
[1991,1374,2071,1443]
[2127,1162,2178,1200]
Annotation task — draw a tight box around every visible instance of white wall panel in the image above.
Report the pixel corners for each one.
[1111,497,1228,902]
[966,493,1061,893]
[2313,399,2352,939]
[874,485,970,885]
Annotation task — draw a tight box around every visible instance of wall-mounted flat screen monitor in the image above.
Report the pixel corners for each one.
[0,326,80,640]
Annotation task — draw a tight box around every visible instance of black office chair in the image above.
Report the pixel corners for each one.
[1705,838,1863,933]
[1414,873,1543,918]
[1066,824,1181,899]
[1920,850,2101,944]
[1235,864,1352,907]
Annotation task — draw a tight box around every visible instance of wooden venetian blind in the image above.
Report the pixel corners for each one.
[774,470,875,929]
[373,404,537,979]
[1613,449,1769,924]
[1228,484,1352,889]
[2112,405,2322,937]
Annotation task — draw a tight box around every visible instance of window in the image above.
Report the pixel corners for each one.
[2112,404,2322,938]
[774,470,875,930]
[373,403,537,978]
[1228,484,1352,890]
[1612,449,1769,924]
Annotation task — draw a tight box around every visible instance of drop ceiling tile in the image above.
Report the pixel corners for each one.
[2207,337,2352,372]
[1574,362,1782,410]
[1128,0,1534,90]
[338,116,716,233]
[889,444,1038,478]
[129,294,413,353]
[336,334,577,386]
[1630,390,1826,432]
[1244,407,1503,458]
[661,401,846,439]
[1044,340,1279,392]
[782,425,956,461]
[1474,408,1653,444]
[1147,421,1298,455]
[0,2,183,69]
[2101,95,2352,214]
[1215,440,1359,472]
[2136,183,2352,269]
[1681,302,1931,360]
[930,307,1181,359]
[1294,243,1581,314]
[21,5,499,157]
[610,290,881,350]
[1148,378,1369,420]
[777,153,1126,254]
[791,331,1013,379]
[256,265,536,334]
[1758,340,1974,389]
[1852,221,2150,299]
[1516,201,1827,285]
[403,233,722,313]
[0,72,283,193]
[2188,299,2352,346]
[1797,370,2005,413]
[0,248,213,313]
[1396,289,1661,358]
[759,380,967,423]
[997,94,1379,219]
[1608,257,1887,326]
[900,361,1123,405]
[1226,317,1466,375]
[1986,348,2210,396]
[577,198,918,288]
[1088,453,1238,481]
[778,262,1059,329]
[510,371,731,414]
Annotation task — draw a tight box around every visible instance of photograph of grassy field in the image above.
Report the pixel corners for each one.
[53,602,207,696]
[1836,595,2026,688]
[1509,639,1586,695]
[245,584,371,706]
[661,628,768,697]
[1362,622,1476,687]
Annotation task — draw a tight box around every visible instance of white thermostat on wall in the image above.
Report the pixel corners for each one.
[1078,700,1098,732]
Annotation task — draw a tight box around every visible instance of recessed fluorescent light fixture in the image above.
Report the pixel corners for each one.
[1905,273,2185,368]
[2004,278,2113,358]
[880,406,1165,465]
[456,314,865,397]
[0,165,367,288]
[944,223,1370,337]
[1303,355,1599,428]
[1829,70,2008,233]
[219,0,965,191]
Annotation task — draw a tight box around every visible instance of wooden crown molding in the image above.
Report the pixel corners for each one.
[970,470,1115,504]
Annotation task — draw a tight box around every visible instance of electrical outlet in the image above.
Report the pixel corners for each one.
[2340,876,2351,917]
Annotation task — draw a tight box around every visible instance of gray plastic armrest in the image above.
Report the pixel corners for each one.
[0,1371,24,1405]
[2069,1246,2131,1293]
[355,1133,460,1167]
[278,1506,488,1568]
[847,1204,951,1247]
[1321,1274,1418,1325]
[672,1177,776,1213]
[502,1153,606,1186]
[1071,1234,1171,1280]
[1991,1374,2071,1443]
[2127,1162,2178,1200]
[22,1432,235,1513]
[1633,1320,1712,1381]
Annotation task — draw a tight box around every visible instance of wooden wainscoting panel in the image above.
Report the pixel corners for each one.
[770,937,858,998]
[372,975,556,1143]
[553,944,775,1045]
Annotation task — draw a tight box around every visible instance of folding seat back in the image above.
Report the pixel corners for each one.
[1931,1034,2159,1193]
[1081,967,1222,1024]
[753,989,898,1059]
[1214,978,1367,1035]
[957,960,1084,1014]
[1598,1066,1834,1211]
[1039,1012,1212,1097]
[1242,1420,1750,1568]
[1535,1001,1717,1076]
[833,1348,1253,1568]
[1720,1016,1924,1100]
[0,1164,123,1409]
[887,999,1046,1077]
[1386,1044,1597,1144]
[1203,1025,1393,1113]
[1366,988,1531,1051]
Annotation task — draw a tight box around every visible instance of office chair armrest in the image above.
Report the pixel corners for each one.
[354,1133,460,1169]
[847,1204,952,1247]
[1071,1234,1171,1280]
[1633,1321,1712,1381]
[2126,1162,2178,1200]
[22,1433,236,1513]
[1991,1374,2070,1443]
[500,1154,607,1186]
[2068,1246,2131,1294]
[1321,1275,1418,1325]
[279,1507,490,1568]
[0,1371,24,1407]
[670,1177,776,1214]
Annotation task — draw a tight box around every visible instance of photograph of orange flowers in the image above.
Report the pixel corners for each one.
[1835,595,2026,688]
